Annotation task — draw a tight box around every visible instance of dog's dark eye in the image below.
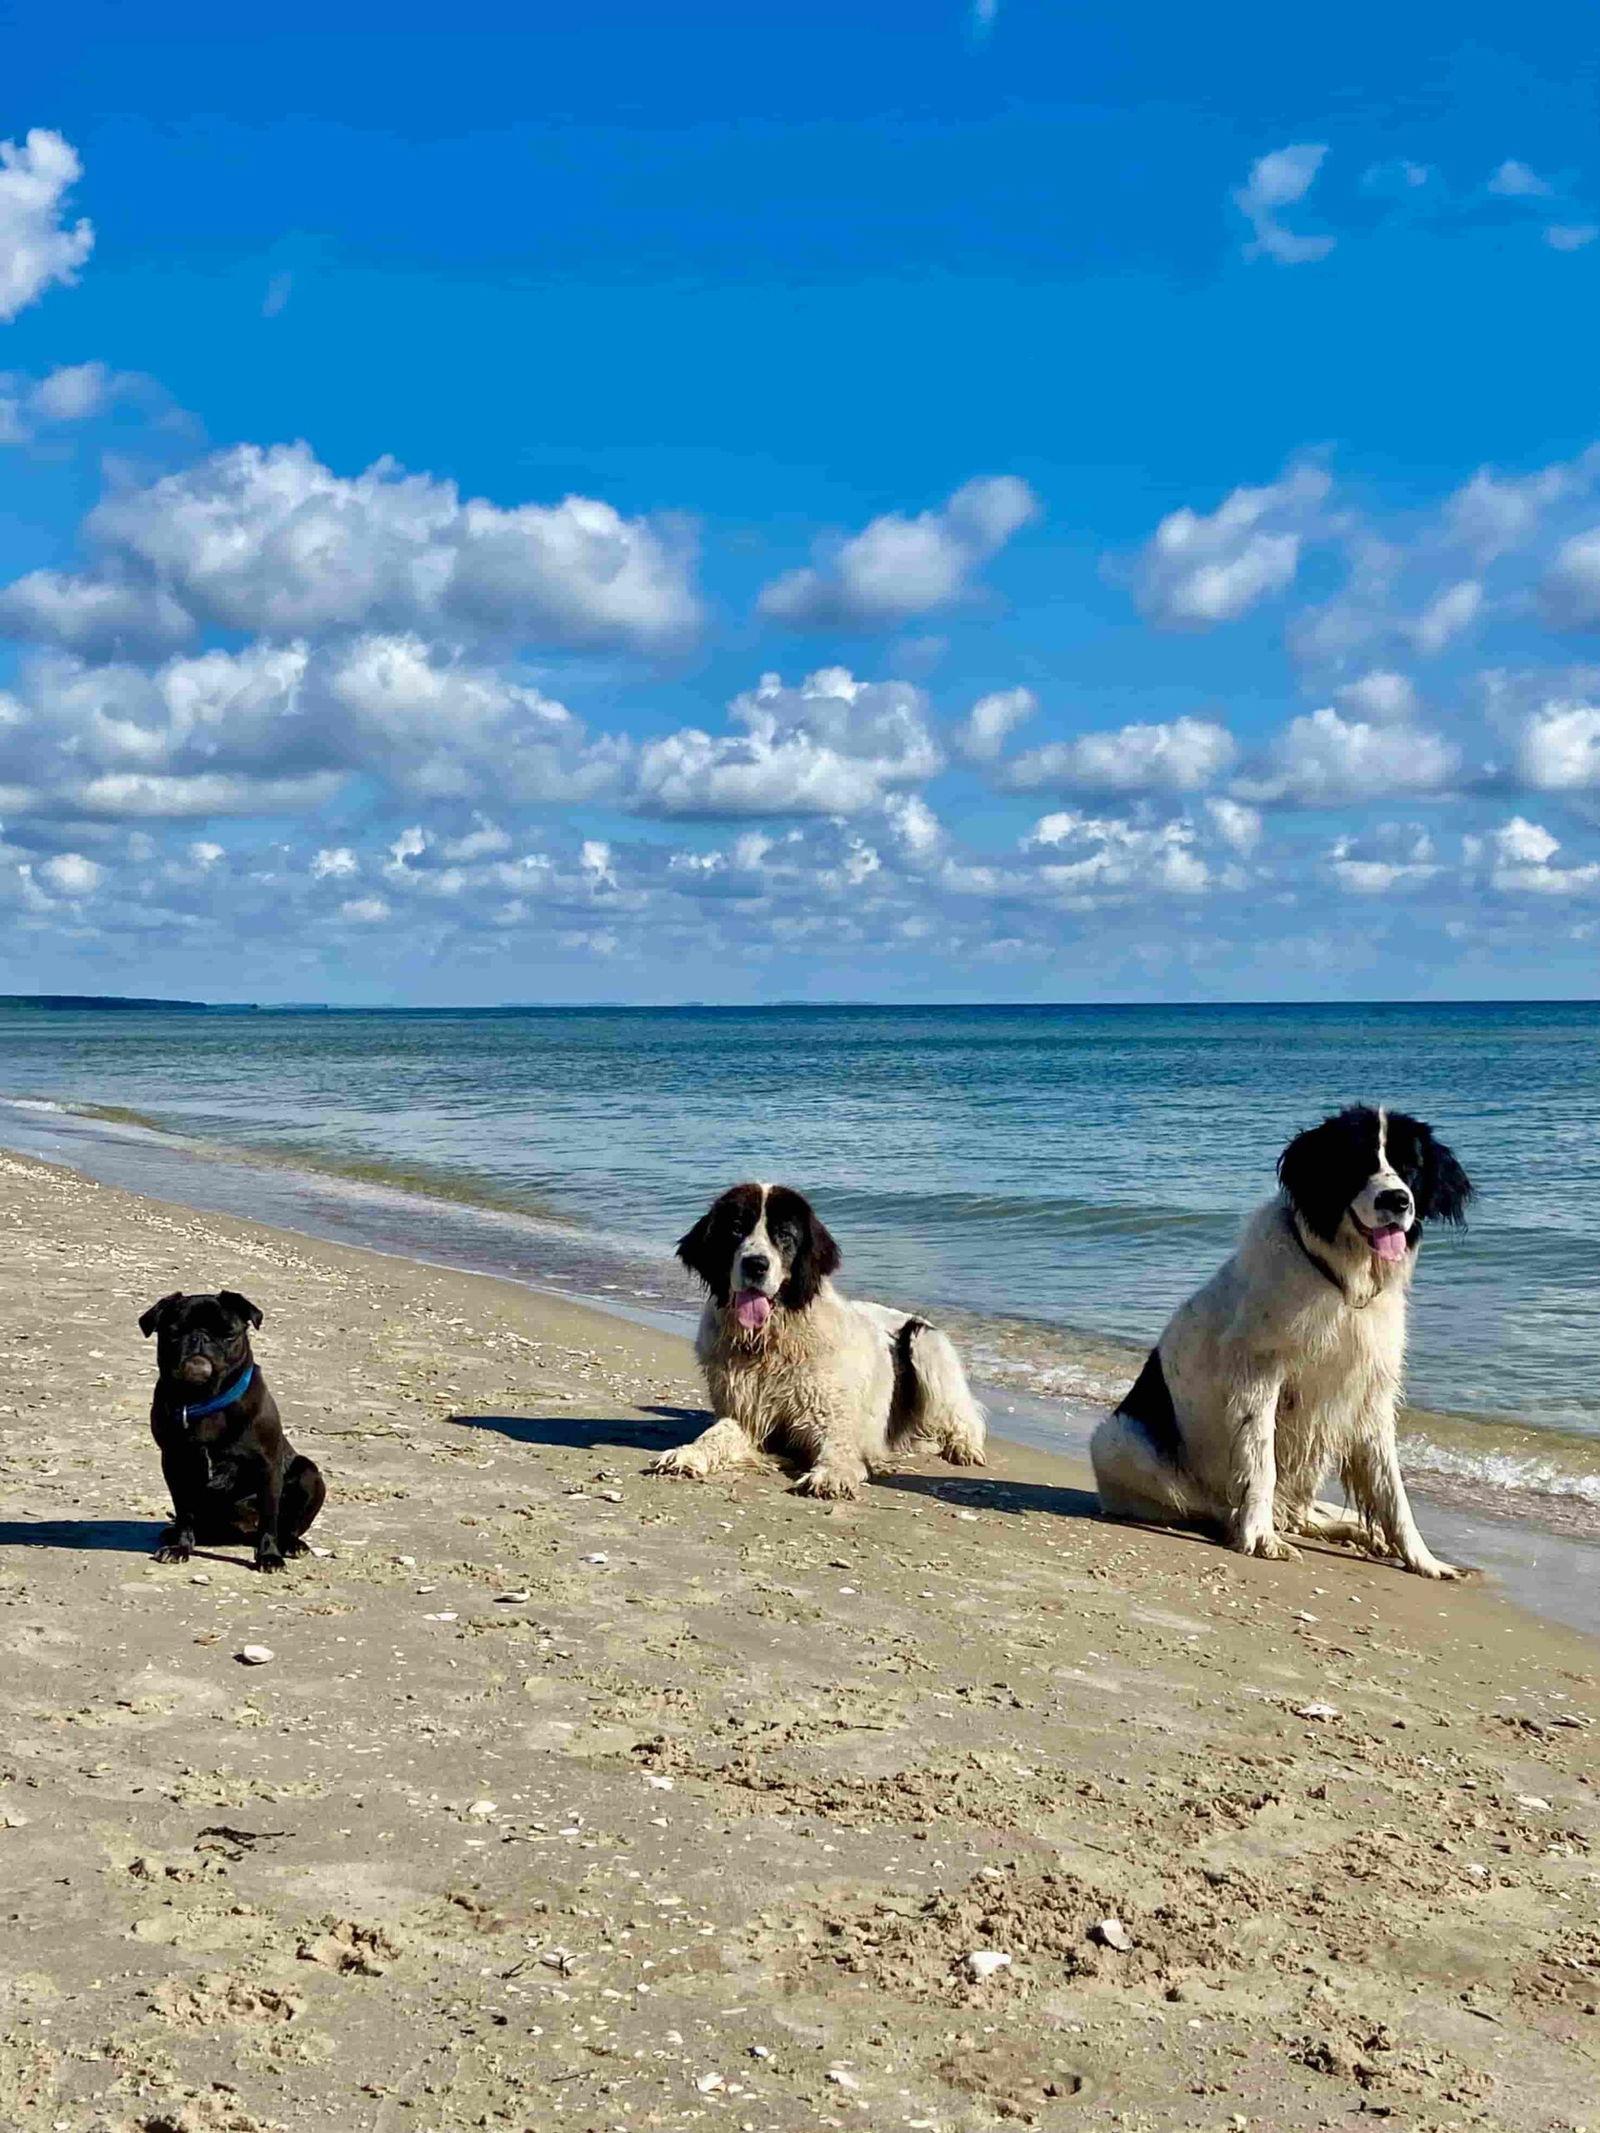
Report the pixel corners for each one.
[769,1223,799,1250]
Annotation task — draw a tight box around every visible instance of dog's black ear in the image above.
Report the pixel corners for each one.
[1416,1129,1473,1227]
[676,1186,759,1304]
[1277,1111,1367,1246]
[675,1210,724,1296]
[771,1189,841,1312]
[219,1290,264,1330]
[138,1291,183,1338]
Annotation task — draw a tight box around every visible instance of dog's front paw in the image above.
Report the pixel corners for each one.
[648,1447,708,1481]
[1238,1530,1300,1562]
[793,1463,863,1502]
[154,1535,193,1565]
[1409,1555,1472,1581]
[254,1546,287,1574]
[940,1437,987,1468]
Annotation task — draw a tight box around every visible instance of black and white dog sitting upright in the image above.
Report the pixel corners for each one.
[1091,1106,1473,1578]
[651,1182,987,1500]
[139,1290,326,1571]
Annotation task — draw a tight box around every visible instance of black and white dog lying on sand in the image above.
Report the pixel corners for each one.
[651,1182,987,1500]
[1091,1105,1474,1579]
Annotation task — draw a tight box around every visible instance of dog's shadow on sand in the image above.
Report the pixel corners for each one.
[0,1518,167,1555]
[447,1404,704,1457]
[875,1473,1103,1521]
[446,1413,1108,1524]
[0,1520,277,1570]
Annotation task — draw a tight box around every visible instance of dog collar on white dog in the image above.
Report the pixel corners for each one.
[1286,1216,1374,1308]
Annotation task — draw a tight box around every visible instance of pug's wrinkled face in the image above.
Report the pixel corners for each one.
[139,1290,262,1387]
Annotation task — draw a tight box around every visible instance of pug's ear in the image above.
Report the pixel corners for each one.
[138,1292,184,1338]
[218,1290,264,1331]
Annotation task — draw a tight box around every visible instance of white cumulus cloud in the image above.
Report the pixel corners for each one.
[1133,467,1328,629]
[1488,816,1600,894]
[0,636,629,820]
[0,571,195,659]
[1003,714,1236,795]
[1542,527,1600,629]
[1240,707,1461,807]
[1334,671,1419,724]
[956,685,1036,761]
[1327,823,1438,895]
[0,130,93,322]
[325,635,628,804]
[38,850,103,897]
[1024,810,1213,897]
[758,476,1037,630]
[1206,796,1262,853]
[634,667,941,818]
[0,441,701,657]
[1513,697,1600,789]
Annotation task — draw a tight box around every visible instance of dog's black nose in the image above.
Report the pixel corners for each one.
[740,1253,771,1282]
[1374,1188,1412,1218]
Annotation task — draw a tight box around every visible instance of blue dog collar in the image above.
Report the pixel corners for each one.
[181,1362,255,1421]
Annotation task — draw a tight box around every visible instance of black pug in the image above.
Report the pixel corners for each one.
[138,1290,325,1571]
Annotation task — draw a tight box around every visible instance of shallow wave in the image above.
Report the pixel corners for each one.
[814,1183,1220,1232]
[1400,1437,1600,1507]
[1,1093,597,1236]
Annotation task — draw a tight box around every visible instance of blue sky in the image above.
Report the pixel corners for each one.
[2,0,1600,1003]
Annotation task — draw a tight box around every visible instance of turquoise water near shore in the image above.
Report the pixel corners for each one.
[3,998,1600,1530]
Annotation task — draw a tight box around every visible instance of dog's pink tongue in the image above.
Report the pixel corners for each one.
[1370,1225,1408,1262]
[734,1291,773,1331]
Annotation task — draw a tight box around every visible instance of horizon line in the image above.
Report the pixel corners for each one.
[7,992,1600,1015]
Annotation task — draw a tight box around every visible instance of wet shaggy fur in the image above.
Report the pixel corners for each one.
[1091,1106,1474,1579]
[139,1289,325,1571]
[650,1182,988,1500]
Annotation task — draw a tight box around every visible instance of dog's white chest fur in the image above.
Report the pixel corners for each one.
[699,1284,889,1448]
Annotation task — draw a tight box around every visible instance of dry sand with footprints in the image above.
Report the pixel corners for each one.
[0,1148,1595,2132]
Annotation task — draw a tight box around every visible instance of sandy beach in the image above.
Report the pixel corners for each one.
[0,1145,1595,2133]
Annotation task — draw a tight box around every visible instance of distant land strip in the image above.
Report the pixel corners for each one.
[0,994,256,1012]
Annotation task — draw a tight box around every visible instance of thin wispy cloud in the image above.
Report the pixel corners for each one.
[1488,160,1553,199]
[1233,143,1335,265]
[1241,145,1599,264]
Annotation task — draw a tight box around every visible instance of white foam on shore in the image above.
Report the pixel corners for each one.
[1400,1436,1600,1507]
